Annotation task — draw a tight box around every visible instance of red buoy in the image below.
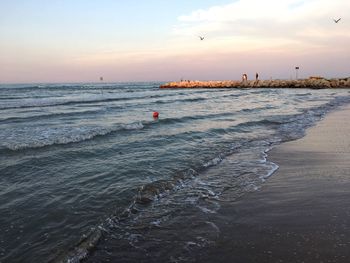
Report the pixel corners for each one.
[153,111,159,118]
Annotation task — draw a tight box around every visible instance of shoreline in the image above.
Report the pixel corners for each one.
[160,77,350,89]
[198,104,350,262]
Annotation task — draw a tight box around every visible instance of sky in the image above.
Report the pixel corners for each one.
[0,0,349,83]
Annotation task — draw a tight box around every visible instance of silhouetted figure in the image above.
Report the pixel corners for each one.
[199,36,205,40]
[254,72,259,86]
[333,18,341,23]
[242,74,248,86]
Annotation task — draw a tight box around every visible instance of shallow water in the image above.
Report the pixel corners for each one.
[0,83,349,262]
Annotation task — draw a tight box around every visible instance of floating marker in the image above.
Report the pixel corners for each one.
[153,112,159,118]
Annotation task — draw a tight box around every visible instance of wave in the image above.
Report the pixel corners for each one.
[0,90,211,110]
[54,137,278,262]
[154,92,241,105]
[1,112,237,151]
[53,94,350,262]
[3,99,340,152]
[0,84,250,111]
[0,109,104,124]
[203,154,225,168]
[11,91,350,262]
[259,149,279,181]
[0,85,46,90]
[238,105,277,113]
[221,93,245,98]
[3,112,302,153]
[248,89,281,94]
[0,96,28,100]
[0,83,160,91]
[158,112,236,125]
[2,122,145,151]
[133,141,249,207]
[52,168,201,263]
[203,119,282,136]
[295,92,312,97]
[154,97,207,104]
[50,227,103,263]
[0,96,147,110]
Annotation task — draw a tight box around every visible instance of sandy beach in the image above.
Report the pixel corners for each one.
[199,105,350,263]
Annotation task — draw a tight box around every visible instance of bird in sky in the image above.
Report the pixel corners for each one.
[333,18,341,23]
[199,36,205,41]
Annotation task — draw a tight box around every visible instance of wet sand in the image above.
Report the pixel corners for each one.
[199,105,350,262]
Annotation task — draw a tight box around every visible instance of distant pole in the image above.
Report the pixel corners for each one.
[100,76,104,95]
[295,67,300,80]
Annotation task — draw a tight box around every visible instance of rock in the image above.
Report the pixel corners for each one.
[159,78,350,89]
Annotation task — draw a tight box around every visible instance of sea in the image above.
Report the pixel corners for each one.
[0,82,349,262]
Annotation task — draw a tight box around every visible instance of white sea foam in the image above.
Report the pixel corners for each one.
[203,155,224,168]
[259,162,279,181]
[1,121,144,151]
[121,122,144,130]
[197,206,217,214]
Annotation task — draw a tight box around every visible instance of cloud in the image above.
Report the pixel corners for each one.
[174,0,350,48]
[164,0,350,80]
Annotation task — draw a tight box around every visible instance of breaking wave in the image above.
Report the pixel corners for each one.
[2,122,145,151]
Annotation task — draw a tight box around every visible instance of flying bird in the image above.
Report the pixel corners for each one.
[333,18,341,23]
[199,36,205,41]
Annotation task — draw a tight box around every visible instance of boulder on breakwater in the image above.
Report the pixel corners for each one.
[160,77,350,89]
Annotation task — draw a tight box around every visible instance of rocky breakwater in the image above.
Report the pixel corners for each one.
[160,77,350,89]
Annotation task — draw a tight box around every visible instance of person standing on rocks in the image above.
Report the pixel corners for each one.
[254,72,259,86]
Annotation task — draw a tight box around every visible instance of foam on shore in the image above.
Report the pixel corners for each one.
[198,104,350,262]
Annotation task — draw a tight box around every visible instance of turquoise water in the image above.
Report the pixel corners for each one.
[0,83,349,262]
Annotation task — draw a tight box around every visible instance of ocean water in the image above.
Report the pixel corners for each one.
[0,83,349,262]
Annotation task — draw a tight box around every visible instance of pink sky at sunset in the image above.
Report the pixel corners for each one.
[0,0,349,83]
